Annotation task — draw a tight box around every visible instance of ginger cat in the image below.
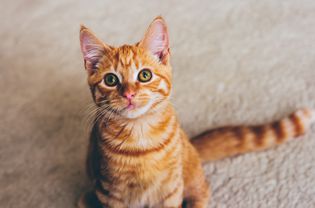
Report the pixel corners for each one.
[78,16,315,208]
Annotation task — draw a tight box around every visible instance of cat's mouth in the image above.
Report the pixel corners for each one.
[120,99,154,119]
[126,102,135,110]
[125,98,136,110]
[122,97,148,111]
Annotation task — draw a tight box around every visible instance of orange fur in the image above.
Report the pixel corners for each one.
[78,17,315,208]
[192,108,315,162]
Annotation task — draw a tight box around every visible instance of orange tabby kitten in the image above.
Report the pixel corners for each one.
[78,17,315,208]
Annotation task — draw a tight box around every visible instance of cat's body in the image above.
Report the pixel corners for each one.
[85,103,208,208]
[79,17,315,208]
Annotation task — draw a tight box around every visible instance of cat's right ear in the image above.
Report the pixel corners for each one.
[80,25,110,75]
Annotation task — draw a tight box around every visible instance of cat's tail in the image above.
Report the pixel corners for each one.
[191,108,315,162]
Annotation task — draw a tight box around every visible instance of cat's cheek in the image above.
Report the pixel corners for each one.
[158,79,169,92]
[155,79,171,98]
[92,86,114,105]
[91,87,103,104]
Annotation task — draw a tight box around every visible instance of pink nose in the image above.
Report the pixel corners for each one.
[123,92,135,100]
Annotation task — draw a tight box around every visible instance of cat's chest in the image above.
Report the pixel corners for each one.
[104,153,168,183]
[102,158,174,206]
[97,117,182,206]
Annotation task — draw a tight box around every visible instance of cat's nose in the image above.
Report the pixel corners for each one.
[123,91,135,100]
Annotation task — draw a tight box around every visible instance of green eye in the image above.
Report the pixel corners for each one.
[138,69,152,82]
[104,73,119,86]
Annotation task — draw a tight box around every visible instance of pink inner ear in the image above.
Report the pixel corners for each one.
[149,24,168,56]
[142,18,169,62]
[80,31,105,64]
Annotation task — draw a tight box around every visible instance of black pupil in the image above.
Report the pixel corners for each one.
[106,74,117,85]
[142,71,148,78]
[108,75,115,83]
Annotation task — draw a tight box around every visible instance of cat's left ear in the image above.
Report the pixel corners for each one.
[139,16,170,65]
[80,25,111,75]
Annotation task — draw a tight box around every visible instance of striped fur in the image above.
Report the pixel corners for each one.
[79,17,315,208]
[192,108,315,162]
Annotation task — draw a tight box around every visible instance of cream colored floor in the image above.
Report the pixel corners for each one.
[1,0,315,207]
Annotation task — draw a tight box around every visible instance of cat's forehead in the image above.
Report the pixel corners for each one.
[110,45,142,71]
[114,45,139,68]
[98,44,157,78]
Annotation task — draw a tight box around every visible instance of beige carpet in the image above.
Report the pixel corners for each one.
[1,0,315,207]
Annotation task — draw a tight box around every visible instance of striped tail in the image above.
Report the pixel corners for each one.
[191,108,315,162]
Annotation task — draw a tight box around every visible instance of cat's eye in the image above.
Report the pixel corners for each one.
[138,69,152,82]
[104,73,119,87]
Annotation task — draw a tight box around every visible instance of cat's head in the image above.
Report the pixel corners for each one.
[80,17,172,119]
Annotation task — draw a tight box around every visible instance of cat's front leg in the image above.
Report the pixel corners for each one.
[160,181,184,208]
[78,190,127,208]
[94,183,127,208]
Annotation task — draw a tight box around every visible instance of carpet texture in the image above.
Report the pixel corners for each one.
[1,0,315,207]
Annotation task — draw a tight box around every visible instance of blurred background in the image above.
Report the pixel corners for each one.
[1,0,315,207]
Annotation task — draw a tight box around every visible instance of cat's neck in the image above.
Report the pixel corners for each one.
[98,101,176,150]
